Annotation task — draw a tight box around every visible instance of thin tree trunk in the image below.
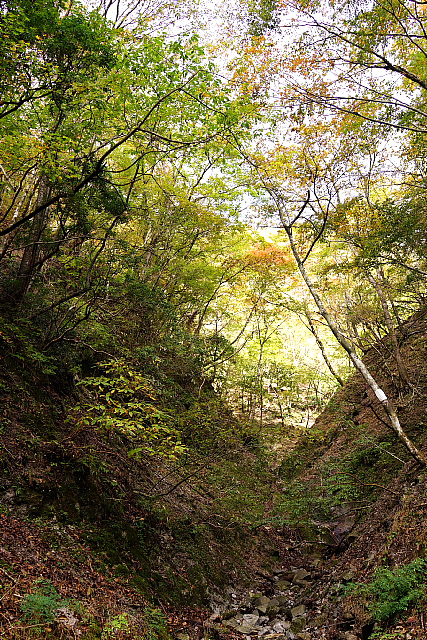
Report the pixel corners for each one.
[283,224,426,467]
[304,311,345,386]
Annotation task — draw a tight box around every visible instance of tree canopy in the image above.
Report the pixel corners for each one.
[2,0,427,463]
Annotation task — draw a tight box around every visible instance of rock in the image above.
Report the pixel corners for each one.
[293,569,310,582]
[235,622,262,635]
[267,606,280,618]
[223,618,240,629]
[272,621,291,633]
[266,598,279,610]
[276,580,292,590]
[290,616,307,635]
[242,614,260,625]
[295,633,311,640]
[276,596,288,606]
[283,572,296,582]
[252,596,271,613]
[291,605,306,618]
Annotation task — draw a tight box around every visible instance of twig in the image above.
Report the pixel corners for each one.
[0,566,15,582]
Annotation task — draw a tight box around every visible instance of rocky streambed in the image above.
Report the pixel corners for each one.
[204,566,359,640]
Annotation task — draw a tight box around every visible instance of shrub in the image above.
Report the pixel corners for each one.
[348,558,427,622]
[20,579,69,624]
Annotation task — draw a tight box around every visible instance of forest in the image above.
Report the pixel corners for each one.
[1,0,427,638]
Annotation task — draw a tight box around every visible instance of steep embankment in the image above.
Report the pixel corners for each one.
[0,314,284,639]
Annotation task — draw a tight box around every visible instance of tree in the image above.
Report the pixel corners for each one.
[264,184,427,466]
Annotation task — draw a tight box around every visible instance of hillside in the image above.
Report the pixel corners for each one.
[2,306,427,640]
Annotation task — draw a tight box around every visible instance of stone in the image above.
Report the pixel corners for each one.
[276,596,288,606]
[295,633,312,640]
[243,614,260,625]
[290,616,307,635]
[223,619,240,629]
[266,598,279,610]
[235,622,261,635]
[267,606,280,618]
[293,569,310,583]
[291,605,306,618]
[276,580,292,590]
[272,621,291,633]
[252,596,271,613]
[294,579,310,587]
[283,572,296,582]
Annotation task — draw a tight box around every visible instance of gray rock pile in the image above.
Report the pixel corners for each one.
[208,567,314,640]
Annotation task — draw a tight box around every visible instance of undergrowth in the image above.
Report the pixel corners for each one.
[347,558,427,624]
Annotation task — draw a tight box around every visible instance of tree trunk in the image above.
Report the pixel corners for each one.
[304,310,345,387]
[283,224,426,467]
[12,177,51,302]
